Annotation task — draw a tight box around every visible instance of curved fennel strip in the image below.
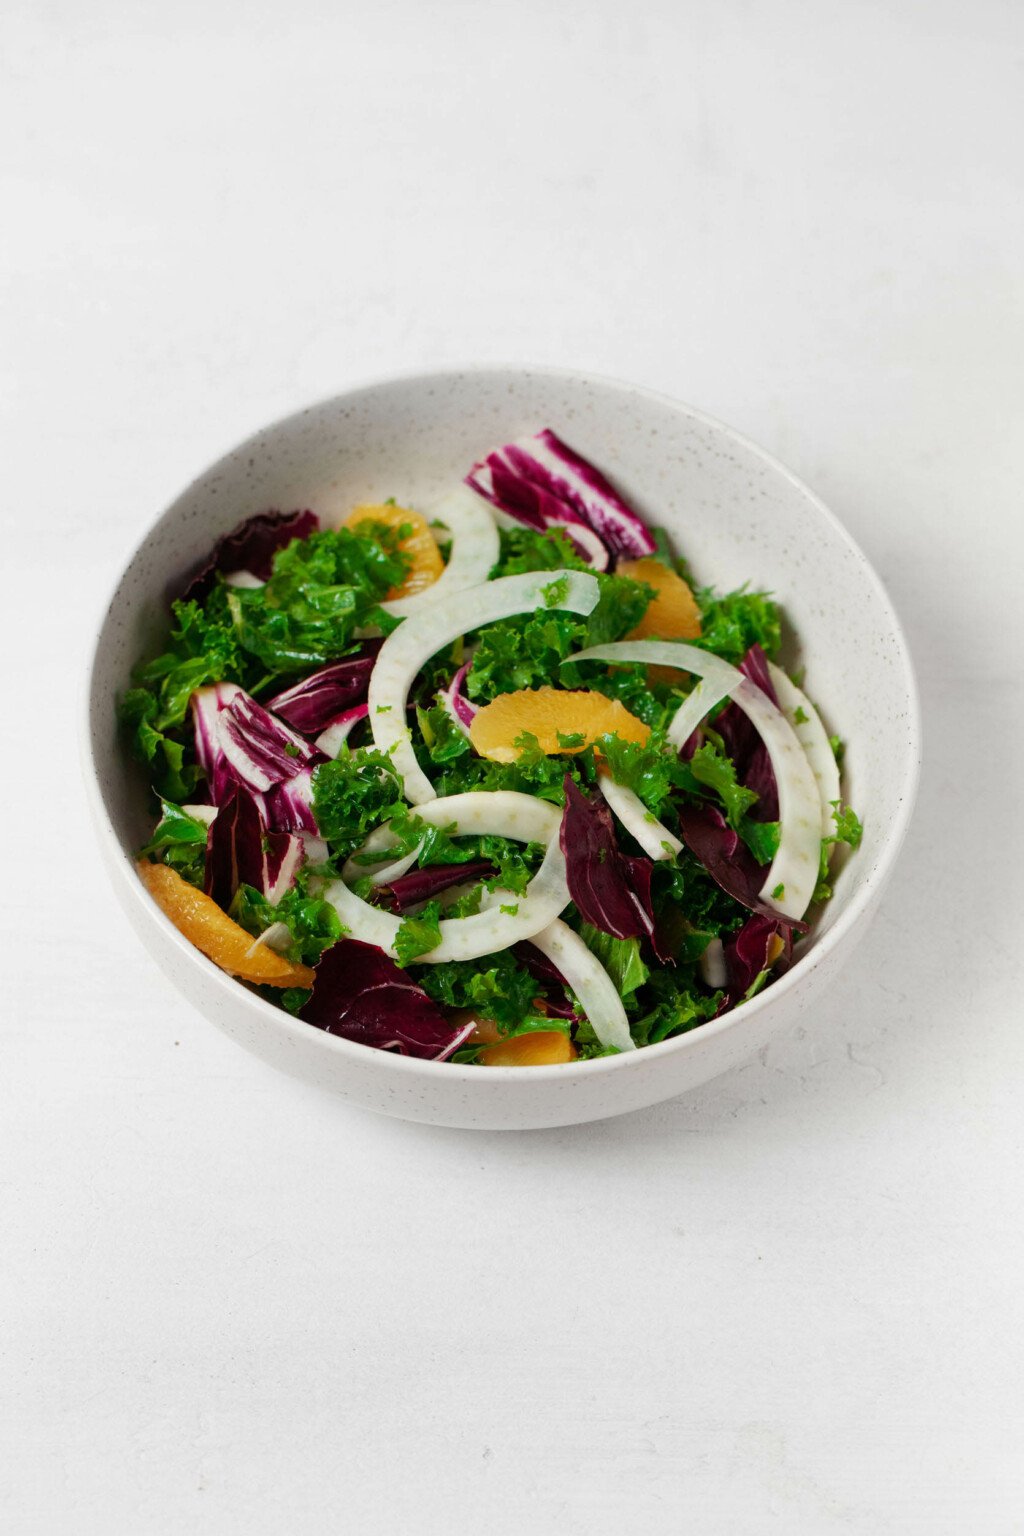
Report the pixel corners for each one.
[598,774,682,861]
[323,792,568,963]
[379,486,500,619]
[666,677,733,751]
[569,641,821,920]
[370,570,601,805]
[528,920,635,1053]
[341,830,421,888]
[767,663,841,838]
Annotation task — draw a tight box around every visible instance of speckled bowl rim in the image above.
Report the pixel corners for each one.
[83,363,922,1083]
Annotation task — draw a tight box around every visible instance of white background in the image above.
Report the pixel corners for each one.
[3,1,1023,1531]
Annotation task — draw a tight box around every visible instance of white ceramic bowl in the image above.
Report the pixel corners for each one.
[84,367,920,1129]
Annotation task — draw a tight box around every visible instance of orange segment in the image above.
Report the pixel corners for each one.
[345,502,444,599]
[619,557,702,641]
[137,861,315,989]
[479,1031,578,1067]
[447,1008,502,1046]
[469,686,650,763]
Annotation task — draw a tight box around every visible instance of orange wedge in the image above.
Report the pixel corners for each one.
[469,686,650,763]
[618,558,702,685]
[619,557,702,642]
[345,502,444,599]
[137,861,315,988]
[479,1030,578,1067]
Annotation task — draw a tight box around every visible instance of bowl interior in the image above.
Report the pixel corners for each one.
[88,368,917,979]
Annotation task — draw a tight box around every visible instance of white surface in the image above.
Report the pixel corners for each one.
[2,0,1022,1530]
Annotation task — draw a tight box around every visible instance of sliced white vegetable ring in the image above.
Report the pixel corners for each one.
[528,920,635,1053]
[766,663,841,838]
[379,486,500,620]
[370,570,601,805]
[568,641,821,921]
[323,792,569,963]
[597,773,682,861]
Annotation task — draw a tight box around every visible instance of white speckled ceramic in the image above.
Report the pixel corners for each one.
[83,367,920,1129]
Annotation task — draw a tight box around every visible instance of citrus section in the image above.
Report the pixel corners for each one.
[619,557,702,641]
[345,502,444,599]
[137,861,315,988]
[469,686,650,763]
[479,1030,578,1066]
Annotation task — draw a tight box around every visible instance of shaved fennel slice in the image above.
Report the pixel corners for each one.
[767,663,841,838]
[528,920,635,1053]
[323,792,567,963]
[567,641,821,920]
[182,803,219,825]
[341,822,422,888]
[666,678,732,751]
[598,774,681,860]
[244,921,292,959]
[380,486,500,619]
[370,570,601,804]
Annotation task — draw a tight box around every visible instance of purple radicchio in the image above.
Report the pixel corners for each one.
[190,683,326,834]
[369,861,496,915]
[265,642,383,736]
[204,782,305,907]
[315,703,369,758]
[675,802,802,925]
[299,939,475,1060]
[466,428,656,567]
[182,510,319,601]
[723,913,793,1001]
[439,662,478,738]
[560,777,671,960]
[713,644,780,821]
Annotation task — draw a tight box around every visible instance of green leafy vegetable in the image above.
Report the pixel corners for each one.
[417,950,541,1029]
[311,747,406,858]
[688,741,759,827]
[692,585,781,664]
[138,798,209,887]
[831,803,863,848]
[489,525,591,578]
[578,924,650,1000]
[226,525,410,673]
[631,974,722,1045]
[394,899,443,965]
[229,880,343,966]
[738,818,780,865]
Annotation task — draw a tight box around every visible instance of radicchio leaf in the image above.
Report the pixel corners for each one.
[265,643,383,735]
[722,913,792,1000]
[676,802,797,923]
[315,704,370,757]
[182,510,318,601]
[440,662,478,736]
[370,861,496,914]
[560,777,668,958]
[468,428,657,566]
[714,644,779,821]
[204,782,305,907]
[299,939,474,1060]
[190,684,326,833]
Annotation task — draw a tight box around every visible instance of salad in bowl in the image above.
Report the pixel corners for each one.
[121,428,861,1068]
